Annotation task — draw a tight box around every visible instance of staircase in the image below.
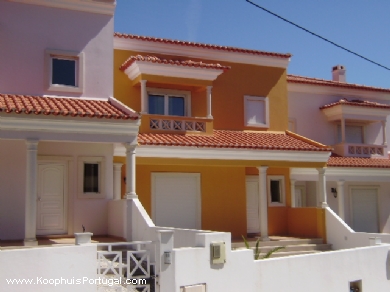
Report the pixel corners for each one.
[232,236,332,258]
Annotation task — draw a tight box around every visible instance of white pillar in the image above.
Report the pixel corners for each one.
[124,143,137,199]
[206,85,213,119]
[257,166,269,241]
[337,180,345,220]
[382,120,387,146]
[140,80,147,114]
[24,140,39,246]
[290,179,296,208]
[341,118,346,143]
[113,163,123,200]
[317,168,328,208]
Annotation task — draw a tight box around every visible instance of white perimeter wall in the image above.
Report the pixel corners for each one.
[0,0,114,98]
[0,245,97,292]
[0,139,114,240]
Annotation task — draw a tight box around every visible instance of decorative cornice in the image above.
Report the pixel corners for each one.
[7,0,115,15]
[123,61,226,81]
[114,37,290,69]
[115,145,331,163]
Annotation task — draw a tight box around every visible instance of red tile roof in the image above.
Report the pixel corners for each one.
[328,154,390,168]
[120,55,231,72]
[138,130,332,152]
[320,98,390,110]
[287,74,390,93]
[0,94,139,120]
[114,33,292,59]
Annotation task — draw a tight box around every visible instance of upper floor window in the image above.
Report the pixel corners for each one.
[46,49,84,93]
[244,95,269,128]
[147,88,191,117]
[337,124,364,144]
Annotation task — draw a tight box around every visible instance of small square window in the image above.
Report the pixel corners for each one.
[267,176,285,206]
[78,157,105,199]
[244,96,269,128]
[46,49,84,93]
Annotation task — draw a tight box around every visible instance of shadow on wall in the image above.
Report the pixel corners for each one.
[387,249,390,280]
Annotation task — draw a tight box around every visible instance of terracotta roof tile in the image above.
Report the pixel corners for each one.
[0,94,139,120]
[120,55,231,72]
[320,98,390,110]
[287,74,390,93]
[138,130,332,152]
[114,33,292,59]
[328,154,390,168]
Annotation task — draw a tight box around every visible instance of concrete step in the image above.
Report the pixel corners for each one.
[232,237,324,249]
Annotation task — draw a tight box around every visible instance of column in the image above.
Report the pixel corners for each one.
[124,143,137,199]
[113,163,123,200]
[24,140,39,246]
[382,120,387,146]
[206,85,213,119]
[317,168,328,208]
[337,180,345,220]
[290,179,296,208]
[140,80,147,114]
[257,166,269,241]
[341,118,346,143]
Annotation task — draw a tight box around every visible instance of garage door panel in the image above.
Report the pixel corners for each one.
[152,173,201,229]
[351,188,379,233]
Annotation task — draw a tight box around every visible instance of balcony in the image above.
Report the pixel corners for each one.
[139,114,213,134]
[333,143,386,158]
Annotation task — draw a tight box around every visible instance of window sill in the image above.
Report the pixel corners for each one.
[48,84,83,93]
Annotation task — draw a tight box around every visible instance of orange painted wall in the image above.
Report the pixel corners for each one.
[287,208,327,241]
[134,164,247,239]
[114,49,288,132]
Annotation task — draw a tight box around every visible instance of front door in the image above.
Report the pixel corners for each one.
[351,187,379,233]
[246,176,260,234]
[36,163,67,235]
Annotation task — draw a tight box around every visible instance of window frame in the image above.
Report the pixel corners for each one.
[146,88,191,117]
[78,156,105,199]
[46,49,84,93]
[336,123,365,144]
[244,95,270,128]
[267,175,286,207]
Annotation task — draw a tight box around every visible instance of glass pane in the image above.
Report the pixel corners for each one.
[52,58,76,86]
[246,99,265,125]
[337,125,363,144]
[84,163,99,193]
[168,96,185,116]
[270,180,281,202]
[149,95,165,115]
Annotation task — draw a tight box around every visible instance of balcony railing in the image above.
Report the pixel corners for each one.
[333,143,386,158]
[140,114,213,134]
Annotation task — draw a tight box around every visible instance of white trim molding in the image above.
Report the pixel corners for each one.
[117,145,331,163]
[8,0,115,15]
[114,38,290,69]
[124,61,225,81]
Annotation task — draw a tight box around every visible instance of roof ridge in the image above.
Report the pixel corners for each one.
[285,130,333,150]
[114,32,292,59]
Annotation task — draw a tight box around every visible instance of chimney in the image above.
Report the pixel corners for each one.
[332,65,346,82]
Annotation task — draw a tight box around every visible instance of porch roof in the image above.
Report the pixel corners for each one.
[138,130,332,152]
[328,154,390,168]
[0,94,139,120]
[320,98,390,110]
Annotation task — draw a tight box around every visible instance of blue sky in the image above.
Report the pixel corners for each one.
[114,0,390,89]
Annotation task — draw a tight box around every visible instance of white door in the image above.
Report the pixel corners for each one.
[152,173,201,229]
[36,163,67,235]
[351,188,379,233]
[246,176,260,234]
[295,186,306,207]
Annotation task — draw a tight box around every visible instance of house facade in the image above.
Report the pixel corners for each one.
[288,67,390,234]
[112,34,334,240]
[0,0,139,244]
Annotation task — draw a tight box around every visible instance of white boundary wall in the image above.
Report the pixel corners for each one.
[0,245,97,292]
[326,207,390,249]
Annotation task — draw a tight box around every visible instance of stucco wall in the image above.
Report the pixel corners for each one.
[0,139,114,240]
[0,0,113,98]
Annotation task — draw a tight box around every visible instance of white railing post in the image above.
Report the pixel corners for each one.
[140,80,147,114]
[124,143,137,199]
[206,85,213,119]
[113,163,123,200]
[317,168,328,208]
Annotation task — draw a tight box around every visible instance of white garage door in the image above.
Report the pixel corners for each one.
[351,187,379,233]
[152,173,201,229]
